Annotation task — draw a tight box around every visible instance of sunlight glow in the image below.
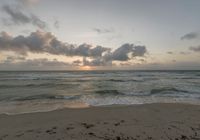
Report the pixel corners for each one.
[79,66,94,71]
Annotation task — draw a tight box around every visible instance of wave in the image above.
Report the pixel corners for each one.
[0,83,79,89]
[26,83,79,88]
[173,77,200,80]
[95,90,125,96]
[94,87,194,97]
[150,87,189,95]
[13,94,80,101]
[107,79,142,82]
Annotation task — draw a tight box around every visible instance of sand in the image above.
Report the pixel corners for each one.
[0,103,200,140]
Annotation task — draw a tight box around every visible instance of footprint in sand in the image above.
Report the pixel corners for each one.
[66,127,74,130]
[46,126,57,135]
[81,123,95,129]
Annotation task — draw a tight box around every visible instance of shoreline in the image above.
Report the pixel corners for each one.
[1,102,200,116]
[1,102,200,115]
[0,103,200,140]
[0,102,200,116]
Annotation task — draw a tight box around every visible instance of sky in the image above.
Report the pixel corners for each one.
[0,0,200,70]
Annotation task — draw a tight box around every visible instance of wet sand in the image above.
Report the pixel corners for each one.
[0,103,200,140]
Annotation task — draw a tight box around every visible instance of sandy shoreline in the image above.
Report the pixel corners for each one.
[0,103,200,140]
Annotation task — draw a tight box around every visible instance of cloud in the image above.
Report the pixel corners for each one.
[72,44,109,57]
[189,45,200,52]
[132,45,147,57]
[82,44,147,66]
[21,58,70,67]
[90,45,111,57]
[3,56,16,63]
[181,32,199,40]
[82,57,111,66]
[167,51,173,54]
[0,30,110,57]
[111,44,147,61]
[180,51,190,55]
[54,20,59,29]
[111,44,134,61]
[3,56,25,63]
[0,31,148,66]
[93,28,114,34]
[31,14,47,29]
[73,60,82,65]
[2,5,30,24]
[2,4,47,29]
[0,58,75,70]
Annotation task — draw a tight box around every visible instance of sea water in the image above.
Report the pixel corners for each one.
[0,70,199,114]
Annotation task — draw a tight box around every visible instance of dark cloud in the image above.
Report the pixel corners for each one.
[67,43,110,58]
[139,58,146,62]
[31,14,47,29]
[93,28,114,34]
[82,44,147,66]
[181,32,199,40]
[167,51,173,54]
[2,5,30,24]
[111,44,147,61]
[2,4,47,29]
[0,31,110,57]
[90,45,111,57]
[111,44,134,61]
[132,45,147,57]
[189,45,200,52]
[73,60,82,65]
[0,31,148,66]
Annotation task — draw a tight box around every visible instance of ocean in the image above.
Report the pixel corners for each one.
[0,70,200,114]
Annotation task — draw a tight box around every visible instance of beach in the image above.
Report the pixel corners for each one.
[0,103,200,140]
[0,0,200,139]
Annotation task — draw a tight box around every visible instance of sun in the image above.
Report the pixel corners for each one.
[79,66,94,71]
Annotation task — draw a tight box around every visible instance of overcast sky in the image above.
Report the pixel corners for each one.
[0,0,200,70]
